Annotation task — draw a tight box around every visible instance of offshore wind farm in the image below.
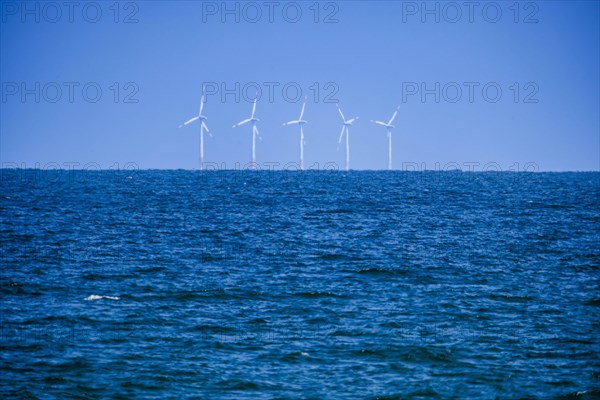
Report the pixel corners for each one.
[178,92,401,171]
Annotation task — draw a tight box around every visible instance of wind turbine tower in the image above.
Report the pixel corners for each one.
[370,106,400,170]
[336,104,359,171]
[233,97,261,165]
[283,97,308,170]
[179,88,211,170]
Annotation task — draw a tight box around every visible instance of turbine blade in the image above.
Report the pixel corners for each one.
[179,116,199,128]
[199,93,205,115]
[347,117,358,124]
[338,125,345,145]
[254,125,262,141]
[283,120,300,126]
[233,118,252,128]
[336,104,346,122]
[202,121,209,133]
[299,100,306,120]
[388,106,399,125]
[371,120,387,127]
[251,98,257,118]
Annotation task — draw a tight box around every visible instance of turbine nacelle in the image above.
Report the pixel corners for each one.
[337,104,358,127]
[343,117,359,126]
[371,106,399,130]
[179,97,210,130]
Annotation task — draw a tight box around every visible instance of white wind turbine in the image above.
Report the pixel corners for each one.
[282,97,308,170]
[233,97,261,165]
[336,104,359,171]
[371,106,400,170]
[178,89,211,170]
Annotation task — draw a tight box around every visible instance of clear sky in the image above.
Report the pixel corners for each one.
[1,1,598,171]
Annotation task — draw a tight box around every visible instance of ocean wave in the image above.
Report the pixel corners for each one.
[84,294,120,301]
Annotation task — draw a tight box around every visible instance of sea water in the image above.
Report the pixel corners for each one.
[1,170,599,399]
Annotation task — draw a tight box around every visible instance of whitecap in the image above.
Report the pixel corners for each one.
[84,294,120,301]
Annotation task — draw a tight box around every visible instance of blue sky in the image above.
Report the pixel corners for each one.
[1,1,598,171]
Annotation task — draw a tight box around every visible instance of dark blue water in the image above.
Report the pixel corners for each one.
[1,170,599,399]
